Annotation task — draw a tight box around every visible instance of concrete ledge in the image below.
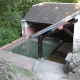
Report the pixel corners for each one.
[0,37,26,51]
[0,43,13,50]
[0,49,36,70]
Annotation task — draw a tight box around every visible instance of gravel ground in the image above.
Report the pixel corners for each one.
[0,59,37,80]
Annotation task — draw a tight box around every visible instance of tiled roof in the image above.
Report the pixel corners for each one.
[23,2,80,24]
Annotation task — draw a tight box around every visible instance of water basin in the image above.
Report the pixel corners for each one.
[9,39,58,59]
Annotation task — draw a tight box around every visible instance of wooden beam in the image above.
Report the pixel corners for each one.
[63,28,73,37]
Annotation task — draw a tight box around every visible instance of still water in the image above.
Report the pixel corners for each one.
[10,39,57,59]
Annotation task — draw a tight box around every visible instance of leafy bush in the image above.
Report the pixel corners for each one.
[0,27,20,47]
[0,0,22,47]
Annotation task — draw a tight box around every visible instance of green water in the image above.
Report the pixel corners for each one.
[10,39,57,59]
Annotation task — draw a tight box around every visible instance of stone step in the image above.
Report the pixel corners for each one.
[33,60,65,73]
[36,72,68,80]
[33,60,68,80]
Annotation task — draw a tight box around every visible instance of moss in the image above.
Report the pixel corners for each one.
[0,59,37,80]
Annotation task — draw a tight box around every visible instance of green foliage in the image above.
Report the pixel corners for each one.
[0,0,22,47]
[73,0,79,3]
[61,0,79,3]
[0,27,20,47]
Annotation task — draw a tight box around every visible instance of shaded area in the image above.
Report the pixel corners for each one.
[48,51,66,64]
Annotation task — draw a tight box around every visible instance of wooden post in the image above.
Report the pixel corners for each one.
[73,14,80,52]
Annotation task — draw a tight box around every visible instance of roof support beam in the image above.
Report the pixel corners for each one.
[63,28,73,37]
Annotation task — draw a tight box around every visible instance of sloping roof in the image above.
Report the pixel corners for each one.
[23,2,80,24]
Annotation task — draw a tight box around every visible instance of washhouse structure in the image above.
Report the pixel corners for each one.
[1,2,80,80]
[21,2,80,59]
